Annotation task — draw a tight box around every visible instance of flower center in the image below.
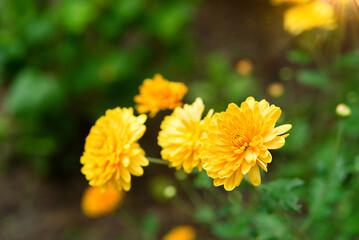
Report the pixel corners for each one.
[231,133,250,148]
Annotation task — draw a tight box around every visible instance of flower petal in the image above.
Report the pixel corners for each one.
[247,165,261,186]
[265,136,285,149]
[241,162,252,174]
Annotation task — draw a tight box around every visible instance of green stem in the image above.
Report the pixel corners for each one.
[301,120,344,232]
[147,157,168,165]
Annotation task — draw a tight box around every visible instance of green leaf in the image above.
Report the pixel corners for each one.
[195,205,215,224]
[284,119,310,153]
[193,171,212,189]
[260,178,304,212]
[60,0,97,34]
[23,17,53,44]
[141,212,160,240]
[297,70,329,88]
[5,69,63,115]
[212,217,250,239]
[287,49,311,65]
[147,3,194,42]
[206,52,231,85]
[253,213,291,240]
[115,0,144,21]
[334,49,359,69]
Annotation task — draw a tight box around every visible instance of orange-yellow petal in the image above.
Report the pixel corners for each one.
[247,165,261,186]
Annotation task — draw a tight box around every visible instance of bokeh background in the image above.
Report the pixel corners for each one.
[1,0,359,239]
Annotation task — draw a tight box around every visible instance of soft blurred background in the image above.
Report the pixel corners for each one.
[1,0,359,239]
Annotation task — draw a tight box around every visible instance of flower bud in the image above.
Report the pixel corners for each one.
[336,103,351,117]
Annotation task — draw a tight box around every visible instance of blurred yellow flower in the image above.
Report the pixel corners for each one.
[270,0,310,5]
[81,107,149,191]
[134,74,188,117]
[162,225,196,240]
[200,97,291,190]
[284,1,337,35]
[236,59,253,75]
[267,82,285,98]
[81,184,124,218]
[158,98,213,173]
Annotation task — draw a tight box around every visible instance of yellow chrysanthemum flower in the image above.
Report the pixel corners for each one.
[81,184,125,218]
[270,0,310,5]
[134,74,188,117]
[158,98,213,173]
[200,97,291,191]
[284,1,337,35]
[162,225,196,240]
[81,107,149,191]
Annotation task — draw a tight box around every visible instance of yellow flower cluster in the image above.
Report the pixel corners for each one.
[81,74,291,193]
[272,0,337,35]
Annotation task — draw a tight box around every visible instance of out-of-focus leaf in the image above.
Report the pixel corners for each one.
[5,69,63,115]
[260,178,304,212]
[141,212,160,240]
[195,205,215,224]
[188,81,217,107]
[206,52,231,85]
[287,49,311,65]
[212,217,249,239]
[60,0,98,33]
[23,17,53,44]
[334,49,359,69]
[222,76,256,103]
[193,171,212,189]
[115,0,144,21]
[253,213,291,240]
[285,119,310,153]
[147,3,194,42]
[16,136,57,175]
[218,202,242,218]
[297,69,329,88]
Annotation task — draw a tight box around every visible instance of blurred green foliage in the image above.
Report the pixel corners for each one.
[0,0,200,175]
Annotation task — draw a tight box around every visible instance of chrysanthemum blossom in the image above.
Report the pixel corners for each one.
[81,184,125,218]
[284,1,337,35]
[134,74,188,117]
[81,107,149,191]
[158,98,213,173]
[200,97,291,191]
[162,225,196,240]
